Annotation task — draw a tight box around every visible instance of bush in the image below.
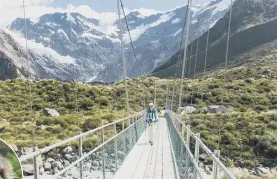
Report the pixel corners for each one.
[265,145,277,158]
[254,105,268,112]
[80,98,94,110]
[103,113,117,123]
[268,121,277,129]
[83,115,102,131]
[95,96,109,106]
[239,95,253,105]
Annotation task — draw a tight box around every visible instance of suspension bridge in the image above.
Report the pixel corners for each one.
[17,0,238,178]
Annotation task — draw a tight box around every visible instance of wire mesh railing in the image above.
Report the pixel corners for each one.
[165,109,236,179]
[20,111,146,179]
[56,116,146,179]
[166,111,203,179]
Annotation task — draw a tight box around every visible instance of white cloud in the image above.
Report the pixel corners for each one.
[0,0,53,8]
[0,1,166,29]
[72,5,117,26]
[124,7,162,17]
[0,1,64,28]
[0,2,120,29]
[134,8,162,16]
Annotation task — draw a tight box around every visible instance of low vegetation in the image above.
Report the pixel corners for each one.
[1,62,277,170]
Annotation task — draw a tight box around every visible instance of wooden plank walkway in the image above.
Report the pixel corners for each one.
[113,118,176,179]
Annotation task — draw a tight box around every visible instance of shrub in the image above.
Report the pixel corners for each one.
[265,145,277,158]
[238,95,253,105]
[254,105,268,112]
[103,113,117,123]
[95,96,109,106]
[83,115,102,131]
[80,98,94,110]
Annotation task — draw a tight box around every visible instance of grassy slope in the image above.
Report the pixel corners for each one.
[0,77,168,147]
[1,60,277,168]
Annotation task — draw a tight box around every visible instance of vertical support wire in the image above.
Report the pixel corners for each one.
[185,43,194,106]
[193,38,200,78]
[154,80,157,106]
[186,125,190,148]
[119,0,147,110]
[194,133,200,165]
[166,81,169,109]
[171,81,176,111]
[221,0,233,105]
[200,26,210,103]
[212,150,221,179]
[22,1,38,178]
[117,0,130,120]
[178,0,192,115]
[79,133,83,179]
[101,128,106,179]
[113,123,118,171]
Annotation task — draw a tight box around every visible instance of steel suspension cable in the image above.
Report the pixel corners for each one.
[178,0,192,115]
[185,43,193,106]
[117,0,131,118]
[22,1,39,178]
[190,0,205,106]
[171,81,176,111]
[221,0,233,106]
[120,0,146,108]
[193,38,200,78]
[200,26,210,103]
[119,0,142,75]
[22,0,32,117]
[170,4,188,110]
[217,0,234,151]
[188,43,193,79]
[175,4,189,78]
[67,1,80,137]
[189,38,200,105]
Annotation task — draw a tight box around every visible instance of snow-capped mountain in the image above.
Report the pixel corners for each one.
[96,1,230,82]
[153,0,277,78]
[0,29,77,81]
[5,0,230,82]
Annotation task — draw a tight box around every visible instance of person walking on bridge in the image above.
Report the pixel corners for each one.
[144,103,158,145]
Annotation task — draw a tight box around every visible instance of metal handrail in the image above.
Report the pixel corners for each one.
[166,110,236,179]
[20,111,144,162]
[182,123,236,179]
[169,115,204,179]
[54,115,144,177]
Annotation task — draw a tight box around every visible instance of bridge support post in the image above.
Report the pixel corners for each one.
[101,128,106,179]
[166,81,169,108]
[33,152,39,179]
[171,81,176,111]
[194,133,200,165]
[186,125,190,148]
[113,123,118,171]
[154,80,156,106]
[78,133,83,179]
[212,150,220,179]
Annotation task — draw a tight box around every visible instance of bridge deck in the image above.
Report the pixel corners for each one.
[114,118,176,179]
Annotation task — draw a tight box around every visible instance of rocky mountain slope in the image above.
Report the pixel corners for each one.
[0,29,76,81]
[96,1,230,82]
[153,0,277,78]
[3,0,230,82]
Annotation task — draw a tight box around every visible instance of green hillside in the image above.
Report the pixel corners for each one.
[153,0,277,79]
[1,63,277,168]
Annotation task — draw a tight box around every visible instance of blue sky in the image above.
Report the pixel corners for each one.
[0,0,211,27]
[51,0,208,12]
